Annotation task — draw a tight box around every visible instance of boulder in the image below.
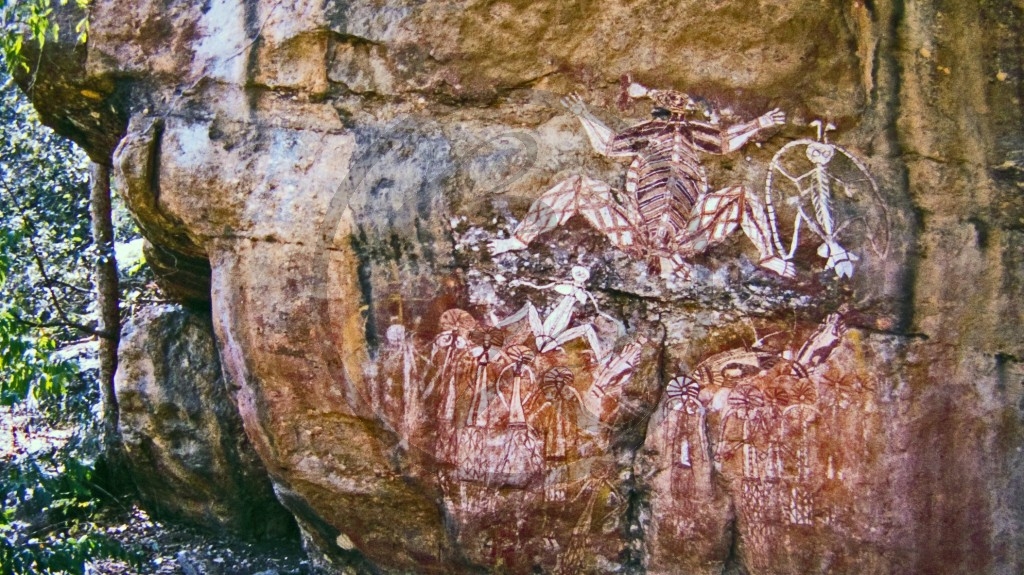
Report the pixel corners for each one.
[115,304,296,541]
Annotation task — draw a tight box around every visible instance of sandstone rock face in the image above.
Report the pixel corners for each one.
[24,1,1024,573]
[115,304,296,540]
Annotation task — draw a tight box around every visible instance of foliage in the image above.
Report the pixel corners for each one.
[1,0,90,73]
[0,67,93,411]
[0,431,137,574]
[0,38,159,415]
[0,0,173,564]
[0,312,78,406]
[0,16,159,573]
[0,56,130,574]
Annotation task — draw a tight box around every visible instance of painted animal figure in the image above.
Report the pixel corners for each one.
[490,82,793,279]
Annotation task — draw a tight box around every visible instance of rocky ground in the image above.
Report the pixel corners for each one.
[1,406,310,575]
[86,507,310,575]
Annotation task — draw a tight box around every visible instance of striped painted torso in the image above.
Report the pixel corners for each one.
[613,119,724,248]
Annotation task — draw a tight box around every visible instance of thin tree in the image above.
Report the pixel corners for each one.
[90,161,120,446]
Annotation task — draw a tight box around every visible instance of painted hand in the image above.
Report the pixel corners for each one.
[561,94,587,117]
[760,108,786,128]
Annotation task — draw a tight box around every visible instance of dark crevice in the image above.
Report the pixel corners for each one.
[720,505,747,575]
[875,0,919,335]
[619,466,649,575]
[243,0,263,118]
[146,118,165,207]
[994,352,1021,393]
[967,215,991,251]
[329,30,384,48]
[617,327,668,574]
[351,225,380,355]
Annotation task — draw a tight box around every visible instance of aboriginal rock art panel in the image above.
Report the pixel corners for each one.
[488,81,889,283]
[645,314,887,573]
[490,80,794,279]
[366,264,646,572]
[352,79,892,572]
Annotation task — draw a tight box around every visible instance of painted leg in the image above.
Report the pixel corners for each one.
[541,296,577,340]
[489,175,637,256]
[492,301,544,333]
[490,175,589,255]
[573,178,645,257]
[740,188,796,277]
[668,186,744,278]
[676,186,795,278]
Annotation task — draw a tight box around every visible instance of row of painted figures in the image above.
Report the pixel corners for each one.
[654,313,877,570]
[371,286,853,496]
[372,266,645,489]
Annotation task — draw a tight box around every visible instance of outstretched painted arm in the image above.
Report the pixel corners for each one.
[562,95,633,158]
[720,108,786,153]
[509,279,556,291]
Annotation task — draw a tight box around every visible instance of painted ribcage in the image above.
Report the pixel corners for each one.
[626,129,707,247]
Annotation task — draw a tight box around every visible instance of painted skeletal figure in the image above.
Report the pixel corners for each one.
[765,120,888,278]
[492,265,622,361]
[490,82,793,278]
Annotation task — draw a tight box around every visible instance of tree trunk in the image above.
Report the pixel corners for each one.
[90,161,120,447]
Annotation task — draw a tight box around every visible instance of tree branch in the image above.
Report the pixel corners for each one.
[0,176,112,338]
[51,278,93,295]
[8,309,106,337]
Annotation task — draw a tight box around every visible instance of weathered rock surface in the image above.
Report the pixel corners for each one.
[21,1,1024,573]
[115,304,296,540]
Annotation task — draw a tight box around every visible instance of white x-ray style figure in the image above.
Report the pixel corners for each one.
[765,120,888,278]
[492,266,622,361]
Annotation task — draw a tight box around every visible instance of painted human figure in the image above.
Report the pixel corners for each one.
[383,324,421,444]
[664,374,707,469]
[429,309,476,464]
[490,82,793,278]
[528,366,583,462]
[491,265,621,361]
[466,327,505,428]
[429,309,476,423]
[496,344,537,428]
